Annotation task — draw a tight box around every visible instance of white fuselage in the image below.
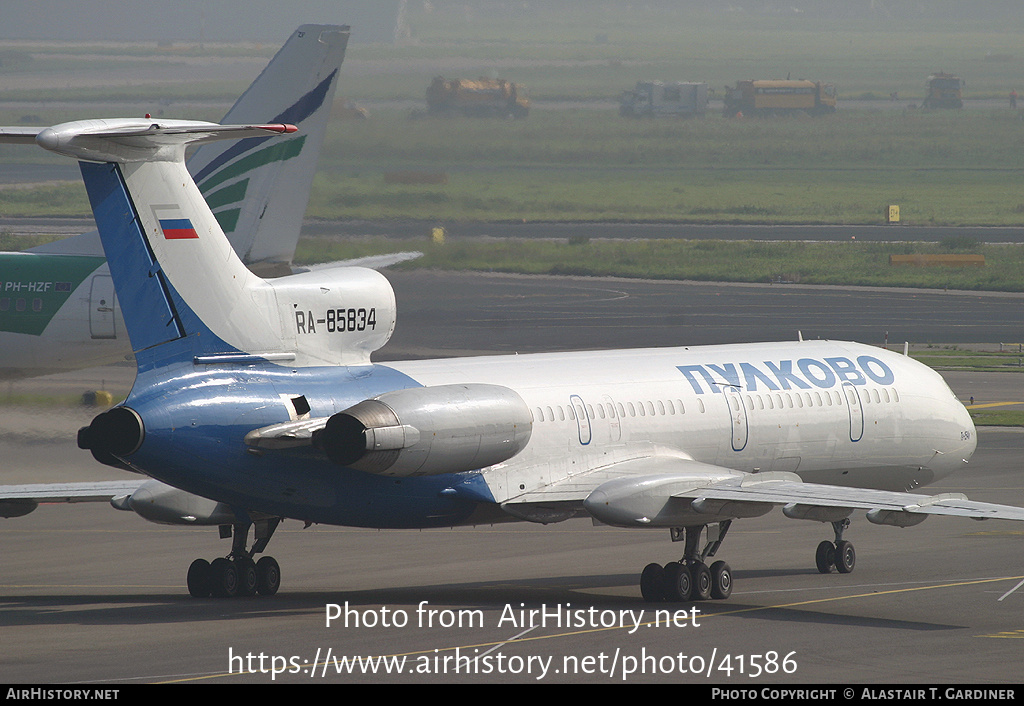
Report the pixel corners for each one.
[388,339,976,501]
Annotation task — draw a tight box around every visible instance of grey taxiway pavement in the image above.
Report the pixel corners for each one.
[2,271,1023,684]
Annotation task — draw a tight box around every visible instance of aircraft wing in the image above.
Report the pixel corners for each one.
[297,252,425,272]
[0,480,146,518]
[0,127,42,144]
[503,455,1024,526]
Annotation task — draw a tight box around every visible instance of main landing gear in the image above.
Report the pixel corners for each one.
[640,522,734,602]
[814,519,856,574]
[187,518,282,598]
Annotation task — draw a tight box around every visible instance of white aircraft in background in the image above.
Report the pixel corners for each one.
[0,24,349,379]
[2,116,1022,603]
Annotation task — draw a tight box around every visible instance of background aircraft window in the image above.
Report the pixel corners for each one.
[0,298,7,311]
[597,405,606,419]
[638,402,646,416]
[32,298,43,312]
[677,399,685,414]
[16,298,26,312]
[775,394,784,408]
[627,402,636,417]
[756,395,764,410]
[657,400,665,415]
[605,403,615,418]
[586,404,595,419]
[666,400,675,415]
[873,389,881,404]
[558,406,565,421]
[617,402,626,417]
[795,395,803,408]
[698,399,706,413]
[863,391,871,404]
[567,405,575,420]
[547,405,555,420]
[834,391,843,405]
[785,393,793,408]
[535,407,545,422]
[882,390,890,403]
[766,395,774,409]
[893,389,900,402]
[814,392,822,406]
[646,401,656,416]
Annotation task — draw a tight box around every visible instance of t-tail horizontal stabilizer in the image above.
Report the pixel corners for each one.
[24,118,397,371]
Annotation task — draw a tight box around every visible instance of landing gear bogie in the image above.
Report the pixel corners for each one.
[639,523,734,603]
[186,518,282,598]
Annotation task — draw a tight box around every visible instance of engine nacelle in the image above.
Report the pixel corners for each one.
[315,383,533,477]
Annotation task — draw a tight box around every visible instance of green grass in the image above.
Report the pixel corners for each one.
[911,348,1024,372]
[294,236,1024,292]
[969,411,1024,427]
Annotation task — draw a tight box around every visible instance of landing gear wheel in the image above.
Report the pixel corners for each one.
[209,557,239,598]
[690,562,712,601]
[186,558,211,598]
[815,540,836,574]
[664,561,692,602]
[256,556,281,596]
[835,540,856,574]
[640,563,666,602]
[709,560,733,600]
[234,556,258,597]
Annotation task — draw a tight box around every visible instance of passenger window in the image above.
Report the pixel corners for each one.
[657,400,665,415]
[677,399,685,414]
[646,401,655,416]
[698,399,706,414]
[535,407,545,422]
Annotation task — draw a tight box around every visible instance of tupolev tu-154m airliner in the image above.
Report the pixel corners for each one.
[1,116,1023,602]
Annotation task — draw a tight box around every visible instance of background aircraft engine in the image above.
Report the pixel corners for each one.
[315,383,533,476]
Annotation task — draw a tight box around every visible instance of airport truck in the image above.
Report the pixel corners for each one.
[425,77,529,118]
[619,81,708,117]
[723,79,836,116]
[922,72,963,109]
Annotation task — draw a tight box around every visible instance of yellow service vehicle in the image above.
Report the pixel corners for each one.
[723,79,836,116]
[922,73,963,109]
[425,77,529,118]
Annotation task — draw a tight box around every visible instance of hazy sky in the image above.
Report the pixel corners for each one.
[0,1,402,43]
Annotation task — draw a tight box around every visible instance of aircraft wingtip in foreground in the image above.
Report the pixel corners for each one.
[1,113,1021,602]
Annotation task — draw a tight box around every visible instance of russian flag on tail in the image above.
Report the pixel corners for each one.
[160,218,199,240]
